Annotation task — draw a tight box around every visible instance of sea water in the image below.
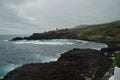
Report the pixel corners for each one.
[0,35,108,78]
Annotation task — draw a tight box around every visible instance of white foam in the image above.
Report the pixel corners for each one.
[13,39,81,45]
[0,64,18,79]
[12,39,108,49]
[4,40,8,42]
[33,54,58,63]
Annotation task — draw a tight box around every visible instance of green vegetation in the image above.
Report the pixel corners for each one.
[53,20,120,42]
[76,21,120,41]
[12,20,120,43]
[113,52,120,67]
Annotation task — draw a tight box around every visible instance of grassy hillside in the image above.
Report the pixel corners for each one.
[76,21,120,41]
[12,20,120,44]
[51,20,120,42]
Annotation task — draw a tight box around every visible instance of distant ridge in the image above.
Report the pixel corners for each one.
[74,25,89,29]
[74,20,120,29]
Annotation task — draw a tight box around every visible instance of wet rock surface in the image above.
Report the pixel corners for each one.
[2,48,111,80]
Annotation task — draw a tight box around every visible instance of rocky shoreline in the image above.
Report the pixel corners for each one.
[10,21,120,47]
[3,21,120,80]
[0,48,110,80]
[1,45,120,80]
[10,30,120,47]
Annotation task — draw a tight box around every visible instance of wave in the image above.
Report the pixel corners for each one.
[33,54,58,63]
[11,39,108,49]
[4,40,8,42]
[0,64,18,79]
[13,39,86,45]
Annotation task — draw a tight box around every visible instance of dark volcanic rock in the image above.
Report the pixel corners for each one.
[101,46,120,53]
[2,48,111,80]
[58,48,103,61]
[101,46,120,60]
[10,37,24,41]
[11,30,78,41]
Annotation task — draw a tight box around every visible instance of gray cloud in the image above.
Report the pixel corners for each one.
[0,0,120,35]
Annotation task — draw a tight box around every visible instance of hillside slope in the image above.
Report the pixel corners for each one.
[11,20,120,45]
[77,21,120,41]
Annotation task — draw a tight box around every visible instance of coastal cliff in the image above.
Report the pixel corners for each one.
[2,48,112,80]
[3,20,120,80]
[11,21,120,46]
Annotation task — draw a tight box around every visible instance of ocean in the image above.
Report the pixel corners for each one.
[0,35,108,79]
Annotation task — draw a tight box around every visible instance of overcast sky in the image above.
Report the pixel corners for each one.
[0,0,120,35]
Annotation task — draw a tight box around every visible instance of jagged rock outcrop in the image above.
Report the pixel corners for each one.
[2,48,111,80]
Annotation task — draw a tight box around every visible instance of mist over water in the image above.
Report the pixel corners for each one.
[0,35,108,78]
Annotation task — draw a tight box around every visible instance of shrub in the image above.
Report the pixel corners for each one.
[113,52,120,67]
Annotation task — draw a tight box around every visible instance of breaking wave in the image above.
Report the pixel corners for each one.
[0,64,18,79]
[13,39,92,45]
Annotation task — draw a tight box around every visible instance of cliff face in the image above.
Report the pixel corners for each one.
[2,48,111,80]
